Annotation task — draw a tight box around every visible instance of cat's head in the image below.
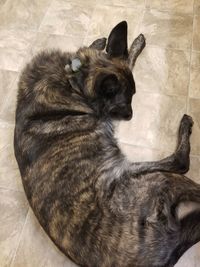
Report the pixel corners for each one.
[68,21,145,121]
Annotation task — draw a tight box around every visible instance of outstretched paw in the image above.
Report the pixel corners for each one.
[180,114,194,135]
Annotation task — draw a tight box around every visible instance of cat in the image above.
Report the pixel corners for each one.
[14,21,200,267]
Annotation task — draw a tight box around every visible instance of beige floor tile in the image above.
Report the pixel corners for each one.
[0,123,14,150]
[146,0,194,14]
[28,33,84,59]
[0,1,199,267]
[187,156,200,183]
[87,5,143,44]
[0,0,51,31]
[0,92,17,123]
[140,9,193,50]
[12,210,78,267]
[175,243,200,267]
[193,15,200,51]
[0,69,18,108]
[119,142,169,162]
[189,52,200,98]
[189,98,200,156]
[100,0,145,8]
[0,123,23,192]
[0,188,28,267]
[194,0,200,14]
[134,46,190,96]
[39,0,94,37]
[193,243,200,267]
[0,74,18,124]
[174,245,199,267]
[116,92,187,151]
[0,29,36,71]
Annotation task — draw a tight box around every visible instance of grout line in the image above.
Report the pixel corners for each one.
[0,186,23,193]
[0,119,15,126]
[83,2,98,45]
[132,89,188,99]
[9,208,30,267]
[192,49,200,53]
[95,3,144,9]
[189,95,200,100]
[186,0,196,113]
[37,0,54,33]
[0,68,18,73]
[1,73,19,110]
[144,43,191,53]
[134,88,189,99]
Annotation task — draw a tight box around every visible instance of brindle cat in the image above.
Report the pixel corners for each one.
[14,21,200,267]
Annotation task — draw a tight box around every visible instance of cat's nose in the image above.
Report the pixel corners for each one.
[124,109,132,120]
[122,105,132,120]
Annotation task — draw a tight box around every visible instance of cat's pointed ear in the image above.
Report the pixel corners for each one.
[106,21,128,59]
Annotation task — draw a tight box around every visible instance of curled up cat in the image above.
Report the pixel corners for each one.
[14,21,200,267]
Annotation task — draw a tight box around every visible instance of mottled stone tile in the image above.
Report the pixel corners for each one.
[146,0,194,14]
[134,46,190,96]
[140,10,193,50]
[12,210,78,267]
[119,142,169,162]
[0,188,28,267]
[0,74,18,123]
[175,243,200,267]
[27,33,84,60]
[187,156,200,184]
[0,69,18,108]
[100,0,145,8]
[189,52,200,98]
[194,0,200,14]
[0,29,36,71]
[0,0,51,31]
[189,98,200,156]
[116,92,187,151]
[87,5,143,43]
[193,245,200,267]
[39,0,94,37]
[193,15,200,51]
[0,123,23,191]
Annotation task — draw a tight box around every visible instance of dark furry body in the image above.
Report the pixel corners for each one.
[14,23,200,267]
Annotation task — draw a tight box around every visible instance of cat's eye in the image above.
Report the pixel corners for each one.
[101,74,119,98]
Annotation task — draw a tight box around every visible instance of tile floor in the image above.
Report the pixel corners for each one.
[0,0,200,266]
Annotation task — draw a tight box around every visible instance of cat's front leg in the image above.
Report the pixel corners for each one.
[130,114,193,174]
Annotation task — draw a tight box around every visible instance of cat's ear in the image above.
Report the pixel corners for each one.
[106,21,128,59]
[95,73,119,98]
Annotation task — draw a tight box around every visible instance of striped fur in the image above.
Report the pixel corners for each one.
[14,22,200,267]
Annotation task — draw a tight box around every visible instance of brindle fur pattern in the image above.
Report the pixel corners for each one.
[14,21,200,267]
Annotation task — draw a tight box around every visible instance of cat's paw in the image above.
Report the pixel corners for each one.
[180,114,194,135]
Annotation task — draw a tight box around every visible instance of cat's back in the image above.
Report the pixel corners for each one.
[14,49,106,266]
